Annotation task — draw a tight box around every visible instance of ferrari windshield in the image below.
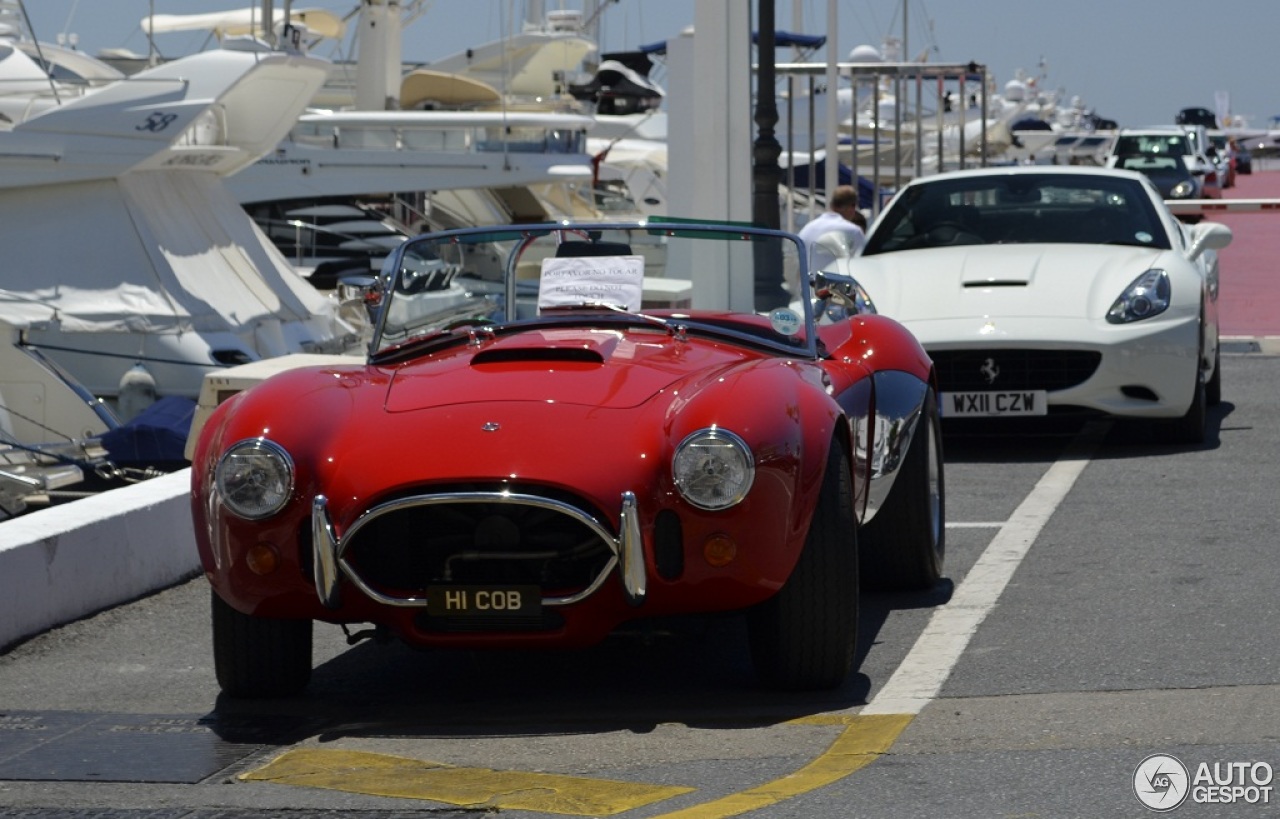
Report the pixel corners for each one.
[370,221,815,359]
[862,172,1173,254]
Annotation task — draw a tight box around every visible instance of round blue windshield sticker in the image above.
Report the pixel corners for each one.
[769,308,802,336]
[1135,231,1153,243]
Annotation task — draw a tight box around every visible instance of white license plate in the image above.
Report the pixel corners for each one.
[943,390,1048,417]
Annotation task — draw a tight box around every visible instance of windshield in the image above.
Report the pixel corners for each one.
[1112,133,1193,156]
[1117,155,1184,174]
[370,221,814,360]
[862,172,1173,253]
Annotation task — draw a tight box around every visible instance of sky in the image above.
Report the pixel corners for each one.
[17,1,1280,130]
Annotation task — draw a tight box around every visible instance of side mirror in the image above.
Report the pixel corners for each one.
[337,274,383,325]
[1187,221,1233,261]
[811,270,877,319]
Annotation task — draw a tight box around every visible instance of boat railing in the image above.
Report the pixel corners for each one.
[0,75,113,102]
[289,116,588,156]
[0,75,196,125]
[253,218,405,269]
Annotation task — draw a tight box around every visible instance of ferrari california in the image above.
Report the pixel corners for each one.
[190,220,945,698]
[824,166,1232,443]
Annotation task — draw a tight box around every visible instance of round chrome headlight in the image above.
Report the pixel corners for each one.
[672,428,755,511]
[215,439,294,520]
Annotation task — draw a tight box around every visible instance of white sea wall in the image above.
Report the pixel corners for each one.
[0,470,198,651]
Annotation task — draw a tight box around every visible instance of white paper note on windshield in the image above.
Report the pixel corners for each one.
[538,255,645,312]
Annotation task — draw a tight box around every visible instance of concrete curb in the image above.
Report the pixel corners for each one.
[0,469,199,652]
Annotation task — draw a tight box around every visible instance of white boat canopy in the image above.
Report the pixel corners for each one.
[141,7,346,41]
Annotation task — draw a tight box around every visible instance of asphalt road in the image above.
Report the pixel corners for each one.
[1,344,1277,818]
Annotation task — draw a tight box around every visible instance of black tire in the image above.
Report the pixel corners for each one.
[1162,367,1206,445]
[212,590,313,699]
[748,439,859,691]
[1206,344,1222,407]
[860,389,946,592]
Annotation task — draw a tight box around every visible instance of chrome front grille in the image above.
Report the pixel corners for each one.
[349,497,610,591]
[312,490,646,609]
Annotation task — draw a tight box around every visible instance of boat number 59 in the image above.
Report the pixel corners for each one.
[136,112,179,132]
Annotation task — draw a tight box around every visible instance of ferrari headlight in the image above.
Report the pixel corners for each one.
[1107,269,1170,324]
[215,439,294,520]
[672,428,755,510]
[1169,180,1196,199]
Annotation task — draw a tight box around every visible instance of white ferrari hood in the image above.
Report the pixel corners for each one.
[846,244,1168,325]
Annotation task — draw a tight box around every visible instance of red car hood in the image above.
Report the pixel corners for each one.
[385,327,742,412]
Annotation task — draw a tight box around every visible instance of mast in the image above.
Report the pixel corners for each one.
[354,0,403,110]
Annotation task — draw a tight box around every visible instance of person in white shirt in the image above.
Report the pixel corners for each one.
[797,184,867,271]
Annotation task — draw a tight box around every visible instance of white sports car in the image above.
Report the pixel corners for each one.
[820,166,1232,443]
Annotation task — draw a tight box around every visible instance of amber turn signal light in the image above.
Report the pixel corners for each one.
[703,534,737,567]
[246,543,280,575]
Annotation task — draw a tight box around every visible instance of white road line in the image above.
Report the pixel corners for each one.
[862,421,1108,716]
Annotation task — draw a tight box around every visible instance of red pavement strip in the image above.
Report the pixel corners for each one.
[1203,165,1280,338]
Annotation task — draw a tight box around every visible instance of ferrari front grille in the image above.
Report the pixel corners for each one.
[930,349,1102,392]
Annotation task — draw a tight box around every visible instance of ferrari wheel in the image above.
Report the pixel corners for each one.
[860,389,946,592]
[212,590,312,699]
[1163,359,1207,445]
[1206,344,1222,407]
[748,439,859,691]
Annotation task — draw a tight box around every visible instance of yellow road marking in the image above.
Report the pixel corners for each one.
[243,748,693,815]
[242,713,912,817]
[646,714,913,819]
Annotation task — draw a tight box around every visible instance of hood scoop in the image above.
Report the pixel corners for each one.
[471,346,605,366]
[467,330,622,368]
[957,250,1042,288]
[962,279,1029,288]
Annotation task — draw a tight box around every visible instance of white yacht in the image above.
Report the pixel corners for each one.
[0,4,362,428]
[157,2,606,281]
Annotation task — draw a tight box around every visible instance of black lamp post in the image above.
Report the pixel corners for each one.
[751,0,788,309]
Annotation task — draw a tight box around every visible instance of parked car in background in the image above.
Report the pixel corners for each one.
[1106,127,1221,198]
[1175,107,1218,129]
[832,166,1232,444]
[1114,153,1204,205]
[190,219,947,698]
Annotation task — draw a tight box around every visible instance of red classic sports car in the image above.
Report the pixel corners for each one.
[190,220,945,698]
